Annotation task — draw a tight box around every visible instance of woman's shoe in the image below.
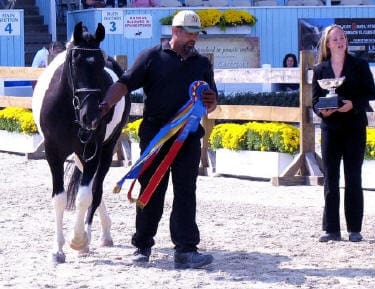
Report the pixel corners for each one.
[319,232,341,242]
[348,232,363,242]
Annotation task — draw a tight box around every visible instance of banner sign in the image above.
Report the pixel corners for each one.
[195,37,260,69]
[299,18,375,63]
[336,18,375,62]
[124,14,152,39]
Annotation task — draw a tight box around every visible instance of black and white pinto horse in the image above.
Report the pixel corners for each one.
[32,22,130,263]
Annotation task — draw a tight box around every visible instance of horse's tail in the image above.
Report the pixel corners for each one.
[64,161,81,211]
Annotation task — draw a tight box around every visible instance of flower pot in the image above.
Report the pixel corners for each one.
[340,160,375,190]
[161,25,251,36]
[131,142,141,164]
[215,149,294,179]
[0,130,43,153]
[204,26,252,35]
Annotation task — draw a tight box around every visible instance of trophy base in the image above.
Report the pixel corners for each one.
[316,96,342,110]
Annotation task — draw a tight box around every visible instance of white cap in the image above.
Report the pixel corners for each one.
[172,10,206,34]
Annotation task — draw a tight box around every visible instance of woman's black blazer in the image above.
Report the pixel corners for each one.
[312,53,375,129]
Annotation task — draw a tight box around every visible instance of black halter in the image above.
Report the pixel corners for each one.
[67,46,105,162]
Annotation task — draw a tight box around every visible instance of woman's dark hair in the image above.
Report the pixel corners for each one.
[282,53,298,67]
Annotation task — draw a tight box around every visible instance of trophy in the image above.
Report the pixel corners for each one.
[316,77,345,109]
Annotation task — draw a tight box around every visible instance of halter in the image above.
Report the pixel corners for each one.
[67,46,105,162]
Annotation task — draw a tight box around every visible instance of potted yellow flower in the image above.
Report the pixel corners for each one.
[160,9,257,35]
[0,107,43,153]
[209,121,299,178]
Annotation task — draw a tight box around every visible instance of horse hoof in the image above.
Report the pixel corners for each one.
[51,252,66,264]
[78,246,90,257]
[101,238,114,247]
[69,234,89,251]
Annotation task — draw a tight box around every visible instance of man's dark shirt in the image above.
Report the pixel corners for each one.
[118,40,217,124]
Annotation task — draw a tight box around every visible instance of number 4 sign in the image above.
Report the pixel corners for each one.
[0,11,20,36]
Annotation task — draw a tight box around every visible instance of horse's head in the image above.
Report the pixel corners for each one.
[67,22,107,131]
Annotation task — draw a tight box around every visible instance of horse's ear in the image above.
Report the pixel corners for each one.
[74,22,84,42]
[95,23,105,43]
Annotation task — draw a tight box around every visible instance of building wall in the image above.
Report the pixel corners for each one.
[66,6,375,68]
[1,6,375,66]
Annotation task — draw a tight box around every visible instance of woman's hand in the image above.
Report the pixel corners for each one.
[337,99,353,113]
[320,108,337,117]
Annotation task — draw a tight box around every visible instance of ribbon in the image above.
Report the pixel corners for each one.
[114,80,209,208]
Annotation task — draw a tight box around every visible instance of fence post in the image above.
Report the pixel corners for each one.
[114,55,127,71]
[111,55,130,167]
[271,50,324,186]
[199,53,214,176]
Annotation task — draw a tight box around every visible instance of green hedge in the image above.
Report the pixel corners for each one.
[130,91,299,107]
[217,91,299,106]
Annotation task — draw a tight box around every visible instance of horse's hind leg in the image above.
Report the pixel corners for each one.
[82,198,113,250]
[98,200,113,247]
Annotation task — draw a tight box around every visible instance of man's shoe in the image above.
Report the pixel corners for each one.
[319,232,341,242]
[349,232,363,242]
[174,251,214,269]
[132,248,151,263]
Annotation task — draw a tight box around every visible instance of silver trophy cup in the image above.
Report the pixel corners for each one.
[316,77,345,109]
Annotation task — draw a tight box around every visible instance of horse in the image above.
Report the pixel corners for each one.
[32,22,130,263]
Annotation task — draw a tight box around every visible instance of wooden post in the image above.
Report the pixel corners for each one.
[111,55,130,167]
[199,116,215,175]
[114,55,127,70]
[271,51,324,186]
[199,53,214,175]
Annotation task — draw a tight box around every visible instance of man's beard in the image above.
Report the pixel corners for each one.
[182,41,195,55]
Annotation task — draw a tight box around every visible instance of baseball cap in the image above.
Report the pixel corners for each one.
[172,10,207,34]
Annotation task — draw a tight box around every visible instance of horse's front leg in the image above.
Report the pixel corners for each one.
[69,179,94,252]
[46,150,67,263]
[52,191,67,263]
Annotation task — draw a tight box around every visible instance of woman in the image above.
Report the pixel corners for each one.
[312,25,375,242]
[279,53,299,91]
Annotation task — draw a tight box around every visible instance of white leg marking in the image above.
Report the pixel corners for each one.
[98,200,113,247]
[78,224,91,256]
[52,191,67,263]
[70,180,93,251]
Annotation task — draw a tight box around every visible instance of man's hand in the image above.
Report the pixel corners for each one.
[99,101,110,118]
[202,89,217,113]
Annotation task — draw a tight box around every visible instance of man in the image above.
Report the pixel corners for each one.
[100,10,217,269]
[31,41,65,68]
[31,41,65,89]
